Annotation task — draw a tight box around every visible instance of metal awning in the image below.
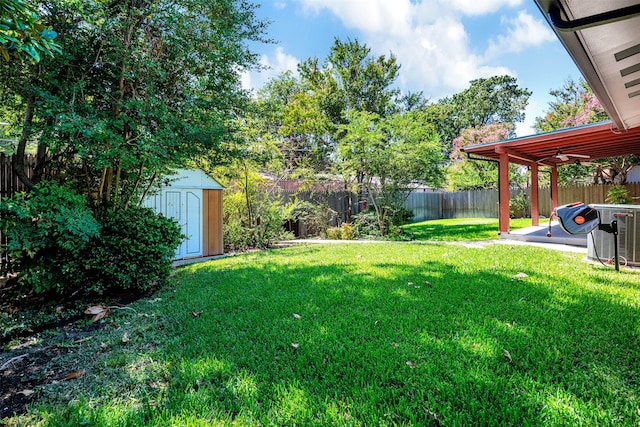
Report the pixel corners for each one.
[535,1,640,130]
[462,121,640,166]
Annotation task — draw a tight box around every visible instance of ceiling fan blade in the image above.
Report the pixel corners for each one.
[557,154,569,161]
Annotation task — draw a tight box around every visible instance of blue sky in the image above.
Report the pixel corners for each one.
[241,0,584,136]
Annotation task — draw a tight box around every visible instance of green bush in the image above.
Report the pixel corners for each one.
[606,185,631,204]
[324,223,356,240]
[0,183,182,296]
[354,209,383,237]
[353,205,413,237]
[509,193,528,218]
[0,182,100,294]
[339,222,356,240]
[324,227,342,240]
[85,206,183,294]
[222,178,292,252]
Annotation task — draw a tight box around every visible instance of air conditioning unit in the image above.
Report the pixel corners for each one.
[587,204,640,266]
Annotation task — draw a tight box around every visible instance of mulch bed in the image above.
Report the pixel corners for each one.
[1,275,155,420]
[1,344,67,418]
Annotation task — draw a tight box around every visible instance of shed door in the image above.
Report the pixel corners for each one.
[165,189,203,258]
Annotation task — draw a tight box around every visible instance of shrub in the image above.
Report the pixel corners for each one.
[509,193,528,218]
[353,209,380,237]
[85,206,183,294]
[324,223,356,240]
[282,198,332,237]
[0,182,100,294]
[606,185,631,204]
[324,227,342,240]
[0,183,182,296]
[222,174,292,252]
[339,222,356,240]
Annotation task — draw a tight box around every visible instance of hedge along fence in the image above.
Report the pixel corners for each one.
[0,154,60,275]
[1,154,36,275]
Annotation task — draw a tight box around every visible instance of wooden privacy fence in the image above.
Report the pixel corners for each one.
[0,154,42,275]
[405,183,640,222]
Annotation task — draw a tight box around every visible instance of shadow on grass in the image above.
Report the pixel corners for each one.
[29,244,640,426]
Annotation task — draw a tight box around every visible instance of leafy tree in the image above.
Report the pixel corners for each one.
[1,0,268,208]
[447,123,514,191]
[0,0,60,62]
[338,110,443,234]
[434,75,531,156]
[535,78,637,185]
[534,78,608,132]
[0,0,269,295]
[299,38,400,123]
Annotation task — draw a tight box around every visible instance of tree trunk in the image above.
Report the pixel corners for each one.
[13,95,36,190]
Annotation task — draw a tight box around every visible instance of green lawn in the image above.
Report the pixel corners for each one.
[402,217,548,242]
[11,241,640,426]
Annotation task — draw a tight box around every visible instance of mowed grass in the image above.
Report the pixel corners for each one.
[11,242,640,426]
[402,217,548,242]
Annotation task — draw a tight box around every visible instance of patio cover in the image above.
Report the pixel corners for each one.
[462,121,640,167]
[462,122,640,233]
[461,0,640,234]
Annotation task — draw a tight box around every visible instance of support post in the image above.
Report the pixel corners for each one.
[499,152,510,234]
[550,166,559,211]
[531,163,539,226]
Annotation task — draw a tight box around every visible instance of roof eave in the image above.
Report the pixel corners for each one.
[534,0,627,130]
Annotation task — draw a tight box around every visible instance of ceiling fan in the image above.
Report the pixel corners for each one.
[553,151,590,161]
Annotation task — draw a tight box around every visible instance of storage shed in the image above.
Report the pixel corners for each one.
[143,169,223,259]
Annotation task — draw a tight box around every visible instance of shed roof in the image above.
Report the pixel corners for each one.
[166,169,223,190]
[462,121,640,166]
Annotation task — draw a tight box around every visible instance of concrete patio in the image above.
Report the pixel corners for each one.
[501,221,587,247]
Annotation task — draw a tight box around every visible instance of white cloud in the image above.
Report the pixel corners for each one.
[296,0,412,35]
[485,10,556,59]
[448,0,523,16]
[274,1,287,10]
[294,0,518,97]
[287,0,561,100]
[241,46,300,92]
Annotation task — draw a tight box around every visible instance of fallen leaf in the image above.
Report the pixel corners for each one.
[391,342,398,347]
[291,343,299,349]
[64,370,86,381]
[293,313,301,320]
[122,332,130,343]
[406,360,415,368]
[84,305,106,315]
[190,311,202,318]
[18,389,34,396]
[84,305,110,322]
[514,272,528,279]
[407,282,414,286]
[503,350,513,364]
[100,342,109,348]
[55,306,64,314]
[425,281,433,288]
